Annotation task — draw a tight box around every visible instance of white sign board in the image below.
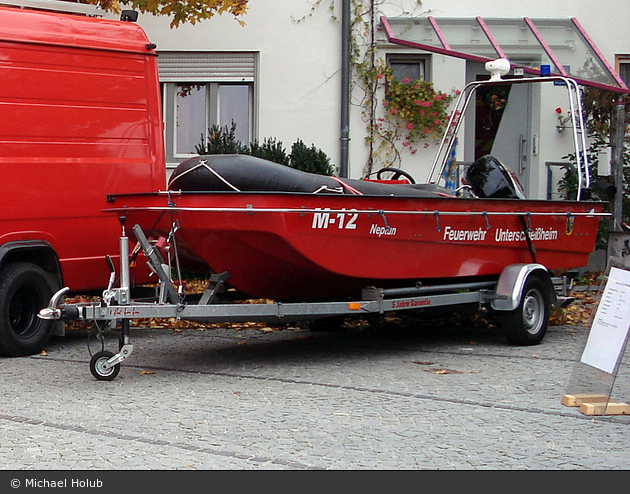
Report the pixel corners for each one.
[580,267,630,374]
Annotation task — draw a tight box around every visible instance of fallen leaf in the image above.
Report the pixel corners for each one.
[423,368,470,375]
[38,350,48,356]
[139,370,156,375]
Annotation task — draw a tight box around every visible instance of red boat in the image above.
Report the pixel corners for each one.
[107,156,603,301]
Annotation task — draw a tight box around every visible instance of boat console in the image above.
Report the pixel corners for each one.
[465,155,526,199]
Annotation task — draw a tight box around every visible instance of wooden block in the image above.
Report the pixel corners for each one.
[579,402,630,416]
[561,393,610,407]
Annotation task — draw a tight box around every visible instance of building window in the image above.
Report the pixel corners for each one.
[165,82,253,163]
[617,55,630,87]
[157,51,257,168]
[386,54,428,81]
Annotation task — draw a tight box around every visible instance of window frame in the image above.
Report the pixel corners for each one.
[157,51,258,169]
[162,80,255,167]
[616,54,630,87]
[386,53,430,82]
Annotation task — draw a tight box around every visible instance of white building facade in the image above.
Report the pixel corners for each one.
[131,0,629,199]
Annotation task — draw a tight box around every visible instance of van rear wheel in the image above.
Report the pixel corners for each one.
[0,262,56,356]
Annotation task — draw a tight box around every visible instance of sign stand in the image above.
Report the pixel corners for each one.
[562,258,630,416]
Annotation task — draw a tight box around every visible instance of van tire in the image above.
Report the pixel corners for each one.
[0,262,56,356]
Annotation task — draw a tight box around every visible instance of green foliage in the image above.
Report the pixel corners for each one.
[195,123,336,176]
[248,137,290,166]
[559,130,629,249]
[582,88,630,137]
[195,122,247,155]
[379,64,455,149]
[559,88,630,230]
[289,139,336,175]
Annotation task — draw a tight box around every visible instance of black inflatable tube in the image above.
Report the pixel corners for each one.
[168,154,447,197]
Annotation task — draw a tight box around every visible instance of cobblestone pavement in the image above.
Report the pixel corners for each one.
[1,310,629,470]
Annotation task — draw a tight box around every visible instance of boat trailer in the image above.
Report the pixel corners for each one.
[39,219,569,380]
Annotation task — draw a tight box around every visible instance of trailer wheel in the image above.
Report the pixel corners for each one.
[500,275,549,346]
[90,351,120,381]
[0,262,56,357]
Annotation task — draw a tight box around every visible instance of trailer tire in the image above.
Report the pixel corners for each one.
[500,275,549,346]
[0,262,56,357]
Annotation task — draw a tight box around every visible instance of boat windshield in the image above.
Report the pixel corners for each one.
[429,72,590,201]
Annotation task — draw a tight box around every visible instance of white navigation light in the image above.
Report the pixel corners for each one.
[485,58,511,81]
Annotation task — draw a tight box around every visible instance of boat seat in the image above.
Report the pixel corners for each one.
[465,155,526,199]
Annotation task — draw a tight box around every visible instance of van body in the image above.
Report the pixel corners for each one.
[0,5,166,355]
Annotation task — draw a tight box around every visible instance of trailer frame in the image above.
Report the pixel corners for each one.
[39,220,567,380]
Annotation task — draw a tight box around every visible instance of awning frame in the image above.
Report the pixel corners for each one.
[380,16,629,94]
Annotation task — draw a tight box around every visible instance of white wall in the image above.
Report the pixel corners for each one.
[132,0,628,189]
[137,1,344,170]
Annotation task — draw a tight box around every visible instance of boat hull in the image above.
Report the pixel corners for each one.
[108,191,604,300]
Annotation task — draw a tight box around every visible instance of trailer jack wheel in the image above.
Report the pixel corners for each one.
[90,350,120,381]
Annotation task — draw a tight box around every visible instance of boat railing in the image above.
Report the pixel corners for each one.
[429,73,591,200]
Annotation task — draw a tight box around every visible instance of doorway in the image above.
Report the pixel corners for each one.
[473,81,532,197]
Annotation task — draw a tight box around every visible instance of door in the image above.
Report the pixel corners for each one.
[475,82,532,197]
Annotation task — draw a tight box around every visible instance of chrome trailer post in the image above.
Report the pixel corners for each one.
[88,217,136,380]
[116,216,133,356]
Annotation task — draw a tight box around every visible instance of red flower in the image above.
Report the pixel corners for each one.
[555,107,563,114]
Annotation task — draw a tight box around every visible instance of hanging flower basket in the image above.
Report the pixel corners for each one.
[378,65,456,148]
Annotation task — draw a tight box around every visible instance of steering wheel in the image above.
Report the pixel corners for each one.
[375,167,416,184]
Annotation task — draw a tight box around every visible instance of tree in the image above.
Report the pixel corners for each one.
[70,0,248,28]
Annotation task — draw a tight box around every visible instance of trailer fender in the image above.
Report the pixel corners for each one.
[491,263,557,312]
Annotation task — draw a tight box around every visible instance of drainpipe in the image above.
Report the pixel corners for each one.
[339,0,350,178]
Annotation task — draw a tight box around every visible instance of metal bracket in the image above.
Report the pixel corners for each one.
[103,344,134,370]
[199,271,231,305]
[132,224,180,304]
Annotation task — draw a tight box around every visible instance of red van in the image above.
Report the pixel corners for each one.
[0,4,165,356]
